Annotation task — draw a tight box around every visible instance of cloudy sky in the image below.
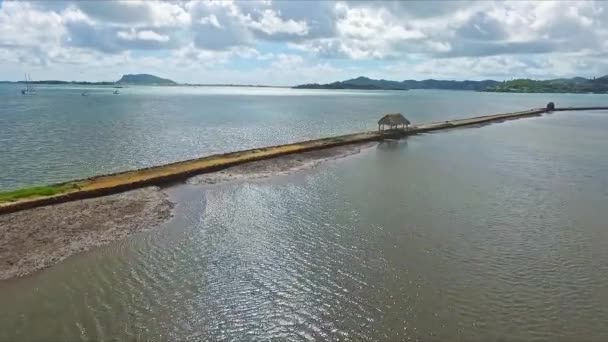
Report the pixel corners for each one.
[1,0,608,85]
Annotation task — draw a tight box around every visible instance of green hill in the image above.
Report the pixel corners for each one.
[116,74,176,85]
[483,76,608,93]
[295,75,608,93]
[294,76,498,91]
[294,76,408,90]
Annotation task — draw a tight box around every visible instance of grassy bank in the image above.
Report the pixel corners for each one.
[0,184,77,203]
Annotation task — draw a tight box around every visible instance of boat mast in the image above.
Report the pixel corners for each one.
[22,72,36,94]
[28,73,35,92]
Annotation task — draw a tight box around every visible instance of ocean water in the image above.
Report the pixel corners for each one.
[1,83,606,190]
[1,86,608,340]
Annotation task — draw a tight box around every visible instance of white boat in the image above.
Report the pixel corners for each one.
[113,90,120,95]
[81,91,89,96]
[21,73,36,95]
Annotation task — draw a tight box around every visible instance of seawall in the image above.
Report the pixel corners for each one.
[1,106,606,215]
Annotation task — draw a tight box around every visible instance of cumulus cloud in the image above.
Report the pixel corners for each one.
[117,30,170,43]
[0,2,65,49]
[246,9,309,36]
[76,1,191,27]
[1,0,608,84]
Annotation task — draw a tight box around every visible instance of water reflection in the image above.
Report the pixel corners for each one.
[1,110,608,341]
[377,138,409,151]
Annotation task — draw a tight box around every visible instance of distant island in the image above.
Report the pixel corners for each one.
[0,74,177,86]
[295,77,409,90]
[0,80,116,86]
[116,74,176,86]
[3,73,608,93]
[294,76,498,91]
[0,74,281,87]
[295,75,608,93]
[483,76,608,93]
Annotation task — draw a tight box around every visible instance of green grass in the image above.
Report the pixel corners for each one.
[0,184,77,203]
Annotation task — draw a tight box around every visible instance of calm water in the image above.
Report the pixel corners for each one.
[1,86,608,340]
[1,84,607,191]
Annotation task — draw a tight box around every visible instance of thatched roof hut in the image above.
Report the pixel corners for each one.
[378,113,411,130]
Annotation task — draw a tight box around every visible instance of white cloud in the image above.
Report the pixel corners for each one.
[2,0,608,83]
[117,29,170,43]
[330,4,428,59]
[0,2,65,49]
[200,14,221,28]
[76,1,190,27]
[246,9,309,36]
[271,53,305,69]
[171,43,258,68]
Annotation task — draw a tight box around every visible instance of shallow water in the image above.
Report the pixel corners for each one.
[1,102,608,340]
[1,84,607,190]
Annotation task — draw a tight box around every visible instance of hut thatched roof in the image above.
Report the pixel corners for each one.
[378,113,410,126]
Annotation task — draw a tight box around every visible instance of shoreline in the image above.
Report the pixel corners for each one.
[188,142,376,186]
[0,143,373,281]
[0,187,173,281]
[1,106,607,216]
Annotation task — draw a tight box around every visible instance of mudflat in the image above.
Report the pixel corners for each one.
[0,187,173,280]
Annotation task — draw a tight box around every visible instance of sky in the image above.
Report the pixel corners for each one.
[2,0,608,85]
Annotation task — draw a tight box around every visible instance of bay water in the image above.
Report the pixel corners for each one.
[1,85,607,340]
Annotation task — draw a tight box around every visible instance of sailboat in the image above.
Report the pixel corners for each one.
[21,73,36,95]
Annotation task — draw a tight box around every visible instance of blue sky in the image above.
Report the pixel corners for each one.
[1,1,608,85]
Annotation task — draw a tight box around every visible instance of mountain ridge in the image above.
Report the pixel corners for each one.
[294,76,608,93]
[293,76,497,91]
[116,74,176,85]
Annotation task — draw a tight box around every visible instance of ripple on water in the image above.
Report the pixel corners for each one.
[2,112,608,340]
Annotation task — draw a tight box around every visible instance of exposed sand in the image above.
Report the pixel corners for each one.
[0,187,173,280]
[188,142,376,185]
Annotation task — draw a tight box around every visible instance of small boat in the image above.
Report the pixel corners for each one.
[21,73,36,95]
[81,91,89,96]
[113,90,120,95]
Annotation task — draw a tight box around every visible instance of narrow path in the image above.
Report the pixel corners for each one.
[1,106,606,215]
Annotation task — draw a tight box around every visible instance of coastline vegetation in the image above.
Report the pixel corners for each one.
[6,73,608,93]
[483,76,608,93]
[294,75,608,93]
[0,74,177,86]
[0,184,77,203]
[294,76,497,91]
